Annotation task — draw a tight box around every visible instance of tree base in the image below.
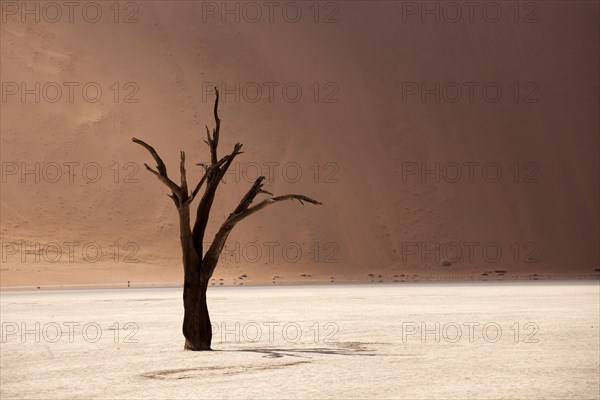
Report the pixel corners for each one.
[184,338,212,351]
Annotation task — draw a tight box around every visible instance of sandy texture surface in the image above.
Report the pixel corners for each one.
[1,1,599,287]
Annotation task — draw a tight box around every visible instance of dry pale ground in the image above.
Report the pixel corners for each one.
[1,282,599,400]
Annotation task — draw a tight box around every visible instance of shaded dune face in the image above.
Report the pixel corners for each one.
[1,2,598,285]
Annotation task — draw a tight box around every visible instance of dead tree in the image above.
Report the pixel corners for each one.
[132,88,321,351]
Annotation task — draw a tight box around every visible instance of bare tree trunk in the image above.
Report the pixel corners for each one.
[182,272,212,350]
[178,203,213,350]
[132,87,320,351]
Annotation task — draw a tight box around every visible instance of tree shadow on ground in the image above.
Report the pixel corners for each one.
[218,344,379,358]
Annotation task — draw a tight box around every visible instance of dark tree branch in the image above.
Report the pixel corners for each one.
[192,142,243,257]
[230,194,321,226]
[232,176,267,215]
[132,137,169,177]
[180,151,188,196]
[217,143,243,180]
[203,177,321,274]
[204,126,212,152]
[211,88,221,165]
[203,88,221,166]
[189,155,229,204]
[133,138,182,197]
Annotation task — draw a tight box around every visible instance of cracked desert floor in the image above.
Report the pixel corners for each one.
[1,282,598,399]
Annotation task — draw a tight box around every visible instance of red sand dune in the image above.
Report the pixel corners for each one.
[1,1,598,287]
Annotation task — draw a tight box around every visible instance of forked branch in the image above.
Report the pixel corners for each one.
[132,137,219,207]
[235,176,320,222]
[203,176,321,273]
[132,137,182,198]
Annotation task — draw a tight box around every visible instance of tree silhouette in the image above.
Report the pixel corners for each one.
[133,88,321,350]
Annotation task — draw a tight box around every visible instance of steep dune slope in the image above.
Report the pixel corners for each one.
[1,1,598,286]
